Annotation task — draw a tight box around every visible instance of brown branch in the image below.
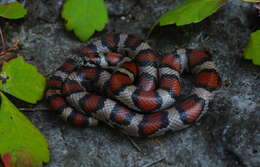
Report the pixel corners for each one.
[0,27,6,51]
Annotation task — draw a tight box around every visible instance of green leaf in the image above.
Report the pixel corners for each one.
[158,0,228,26]
[244,30,260,65]
[62,0,108,41]
[242,0,260,2]
[0,57,46,104]
[0,93,49,166]
[0,2,27,19]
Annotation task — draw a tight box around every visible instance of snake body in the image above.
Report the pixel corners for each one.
[46,34,221,137]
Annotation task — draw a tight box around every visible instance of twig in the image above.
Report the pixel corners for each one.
[6,40,19,52]
[143,157,165,167]
[0,27,6,51]
[146,22,158,39]
[19,107,49,111]
[126,135,143,153]
[0,41,19,56]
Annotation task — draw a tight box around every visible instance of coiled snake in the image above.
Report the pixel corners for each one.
[46,34,221,137]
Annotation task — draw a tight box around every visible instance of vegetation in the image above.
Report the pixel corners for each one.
[0,1,48,167]
[244,30,260,65]
[62,0,108,41]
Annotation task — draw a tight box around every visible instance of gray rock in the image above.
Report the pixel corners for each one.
[3,0,259,166]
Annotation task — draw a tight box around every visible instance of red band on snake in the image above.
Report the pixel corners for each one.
[46,34,221,137]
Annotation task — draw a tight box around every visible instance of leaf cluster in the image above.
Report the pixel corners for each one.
[0,56,49,166]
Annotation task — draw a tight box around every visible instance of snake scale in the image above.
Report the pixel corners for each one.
[46,33,221,137]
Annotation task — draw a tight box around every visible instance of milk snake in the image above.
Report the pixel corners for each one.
[46,33,221,137]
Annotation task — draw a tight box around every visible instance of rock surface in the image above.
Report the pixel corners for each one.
[3,0,260,166]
